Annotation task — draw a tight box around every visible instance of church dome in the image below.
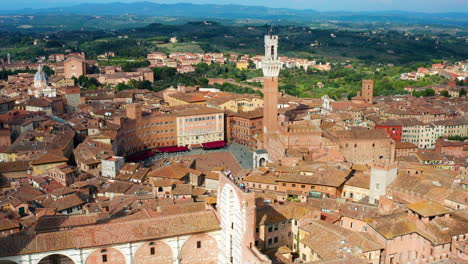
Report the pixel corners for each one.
[34,66,48,82]
[34,65,48,90]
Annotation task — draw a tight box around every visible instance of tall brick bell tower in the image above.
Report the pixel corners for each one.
[262,35,281,141]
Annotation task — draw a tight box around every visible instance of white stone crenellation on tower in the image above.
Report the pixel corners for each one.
[262,63,281,78]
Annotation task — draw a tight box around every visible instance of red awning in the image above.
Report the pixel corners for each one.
[202,141,226,149]
[157,146,189,153]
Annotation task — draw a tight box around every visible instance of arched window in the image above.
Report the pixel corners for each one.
[271,46,275,57]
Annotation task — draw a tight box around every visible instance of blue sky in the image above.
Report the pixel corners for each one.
[1,0,467,12]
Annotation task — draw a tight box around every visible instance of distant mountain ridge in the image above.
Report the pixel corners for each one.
[1,1,467,26]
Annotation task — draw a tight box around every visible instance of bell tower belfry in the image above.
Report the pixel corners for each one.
[262,35,281,140]
[264,34,278,62]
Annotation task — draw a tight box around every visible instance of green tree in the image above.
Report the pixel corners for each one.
[448,135,468,141]
[460,88,466,97]
[440,90,450,97]
[115,83,131,91]
[42,65,55,76]
[248,59,256,69]
[195,63,209,75]
[88,65,100,74]
[75,75,99,89]
[128,79,153,90]
[152,67,177,80]
[423,88,436,97]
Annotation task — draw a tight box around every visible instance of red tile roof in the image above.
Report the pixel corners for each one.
[0,210,219,257]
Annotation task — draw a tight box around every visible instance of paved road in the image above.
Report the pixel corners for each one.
[145,143,254,169]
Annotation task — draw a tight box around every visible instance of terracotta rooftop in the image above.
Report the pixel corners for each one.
[301,220,383,260]
[0,161,30,174]
[344,172,370,189]
[243,174,278,185]
[388,165,457,204]
[0,219,20,232]
[366,210,468,245]
[169,104,224,117]
[172,184,193,195]
[395,141,418,149]
[150,178,182,187]
[35,213,109,232]
[229,108,263,119]
[415,151,444,162]
[36,193,85,212]
[101,181,134,194]
[0,210,220,257]
[256,203,317,226]
[406,201,450,217]
[204,172,219,180]
[277,168,351,188]
[147,165,193,180]
[165,152,242,175]
[32,153,68,165]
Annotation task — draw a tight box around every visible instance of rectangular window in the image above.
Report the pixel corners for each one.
[301,185,305,188]
[150,247,155,255]
[197,241,201,248]
[102,255,108,262]
[274,237,278,243]
[292,184,296,187]
[268,226,273,232]
[268,238,273,245]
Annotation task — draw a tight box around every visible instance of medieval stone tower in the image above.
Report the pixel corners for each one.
[262,35,281,140]
[362,79,374,104]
